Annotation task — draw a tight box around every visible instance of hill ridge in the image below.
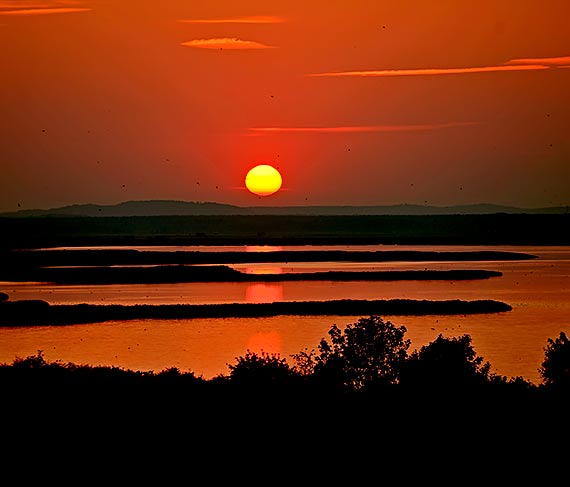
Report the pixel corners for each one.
[1,200,568,217]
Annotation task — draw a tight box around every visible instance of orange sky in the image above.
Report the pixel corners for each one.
[1,0,569,211]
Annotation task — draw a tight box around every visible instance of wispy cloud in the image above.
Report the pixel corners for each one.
[181,38,275,50]
[249,122,478,134]
[506,56,570,67]
[180,15,284,24]
[310,65,549,78]
[0,1,91,15]
[308,55,570,78]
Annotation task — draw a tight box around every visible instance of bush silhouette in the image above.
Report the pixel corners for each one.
[293,315,410,392]
[399,333,494,389]
[227,349,300,388]
[539,331,570,390]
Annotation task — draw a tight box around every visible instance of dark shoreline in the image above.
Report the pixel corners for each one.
[0,298,512,326]
[2,249,538,267]
[0,267,503,285]
[0,248,527,284]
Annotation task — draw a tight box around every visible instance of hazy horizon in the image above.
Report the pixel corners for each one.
[2,198,568,218]
[4,197,570,215]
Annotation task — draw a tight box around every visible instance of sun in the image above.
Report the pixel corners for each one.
[245,164,282,197]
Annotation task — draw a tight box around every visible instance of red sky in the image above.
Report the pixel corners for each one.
[1,0,569,211]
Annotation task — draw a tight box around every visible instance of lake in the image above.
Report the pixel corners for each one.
[0,244,568,385]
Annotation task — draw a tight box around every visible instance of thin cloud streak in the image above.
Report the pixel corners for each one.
[249,122,479,133]
[180,15,284,24]
[181,38,275,50]
[0,2,49,6]
[309,55,570,78]
[0,6,90,15]
[0,1,61,6]
[507,56,570,66]
[309,64,549,78]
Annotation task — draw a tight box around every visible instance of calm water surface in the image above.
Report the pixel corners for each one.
[1,245,568,385]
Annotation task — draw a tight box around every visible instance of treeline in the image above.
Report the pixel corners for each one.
[2,213,568,249]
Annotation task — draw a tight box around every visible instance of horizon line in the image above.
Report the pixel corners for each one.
[3,200,567,213]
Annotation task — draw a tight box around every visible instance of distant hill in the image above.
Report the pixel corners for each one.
[1,200,568,217]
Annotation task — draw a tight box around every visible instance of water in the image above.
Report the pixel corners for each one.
[0,245,568,384]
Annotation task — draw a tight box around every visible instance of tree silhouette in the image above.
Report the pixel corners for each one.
[227,349,299,387]
[293,315,410,392]
[539,331,570,389]
[399,334,494,390]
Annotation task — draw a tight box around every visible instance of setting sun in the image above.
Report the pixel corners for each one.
[245,164,282,197]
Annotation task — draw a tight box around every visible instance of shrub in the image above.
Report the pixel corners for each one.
[539,331,570,388]
[227,350,299,387]
[400,334,492,389]
[293,315,410,392]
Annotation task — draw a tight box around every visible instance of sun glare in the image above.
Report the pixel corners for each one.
[245,164,282,197]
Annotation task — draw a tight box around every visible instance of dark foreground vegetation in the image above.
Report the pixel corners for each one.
[2,317,569,429]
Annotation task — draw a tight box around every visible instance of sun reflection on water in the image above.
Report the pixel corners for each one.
[245,283,284,303]
[245,245,283,252]
[245,330,282,356]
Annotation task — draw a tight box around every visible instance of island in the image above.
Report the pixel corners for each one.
[0,298,512,326]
